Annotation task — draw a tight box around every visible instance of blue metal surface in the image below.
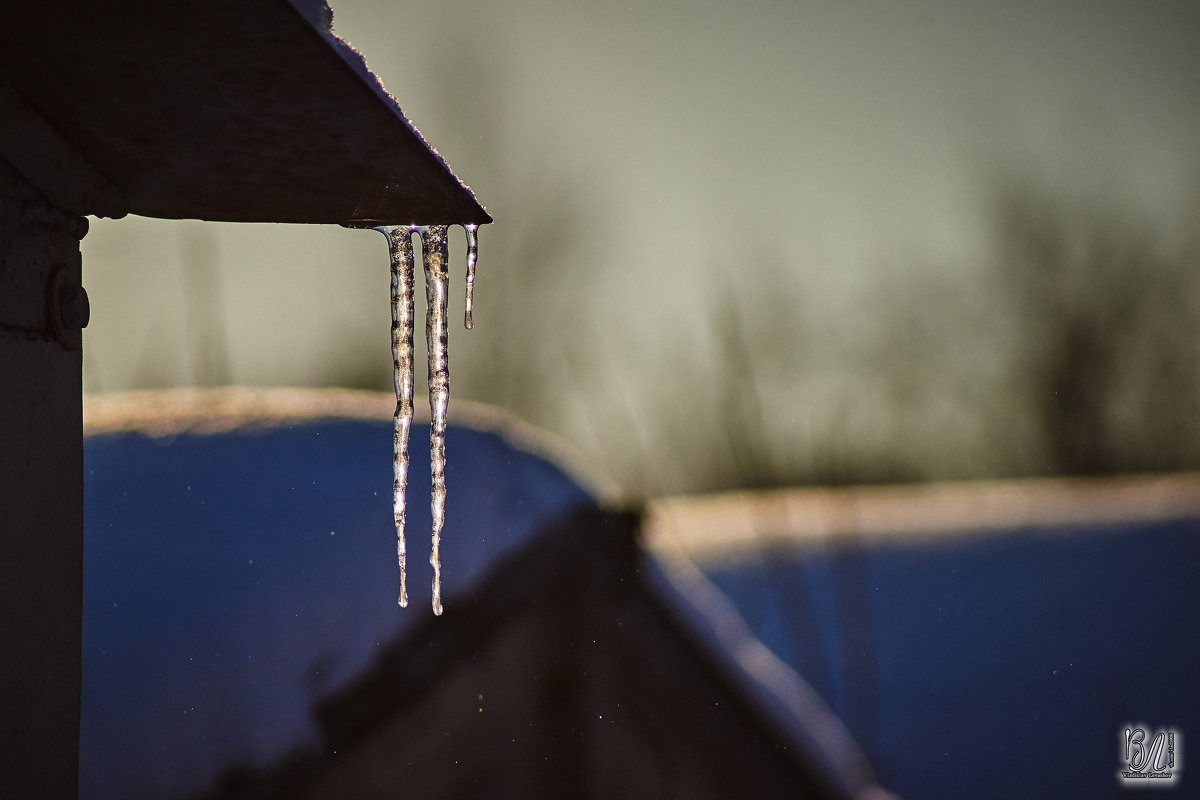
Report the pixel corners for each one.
[81,419,591,799]
[705,518,1200,799]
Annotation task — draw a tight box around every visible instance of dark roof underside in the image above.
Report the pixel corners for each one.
[0,1,489,225]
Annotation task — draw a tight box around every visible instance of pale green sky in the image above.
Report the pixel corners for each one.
[83,0,1200,402]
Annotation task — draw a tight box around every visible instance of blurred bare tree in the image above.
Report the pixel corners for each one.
[984,176,1200,475]
[621,249,930,496]
[607,174,1200,496]
[314,43,1200,496]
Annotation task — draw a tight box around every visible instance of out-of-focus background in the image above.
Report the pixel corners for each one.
[81,0,1200,496]
[65,4,1200,799]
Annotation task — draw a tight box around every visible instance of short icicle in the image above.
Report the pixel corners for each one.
[381,225,416,608]
[463,223,478,330]
[422,225,451,616]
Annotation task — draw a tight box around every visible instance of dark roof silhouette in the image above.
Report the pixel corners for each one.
[197,506,892,800]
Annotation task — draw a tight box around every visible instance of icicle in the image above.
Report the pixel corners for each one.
[380,225,417,608]
[464,223,478,330]
[421,225,451,616]
[374,222,478,615]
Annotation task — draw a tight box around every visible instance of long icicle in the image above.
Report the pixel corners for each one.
[383,225,416,608]
[422,225,451,616]
[464,223,478,330]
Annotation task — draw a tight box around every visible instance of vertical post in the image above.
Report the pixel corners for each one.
[0,160,86,799]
